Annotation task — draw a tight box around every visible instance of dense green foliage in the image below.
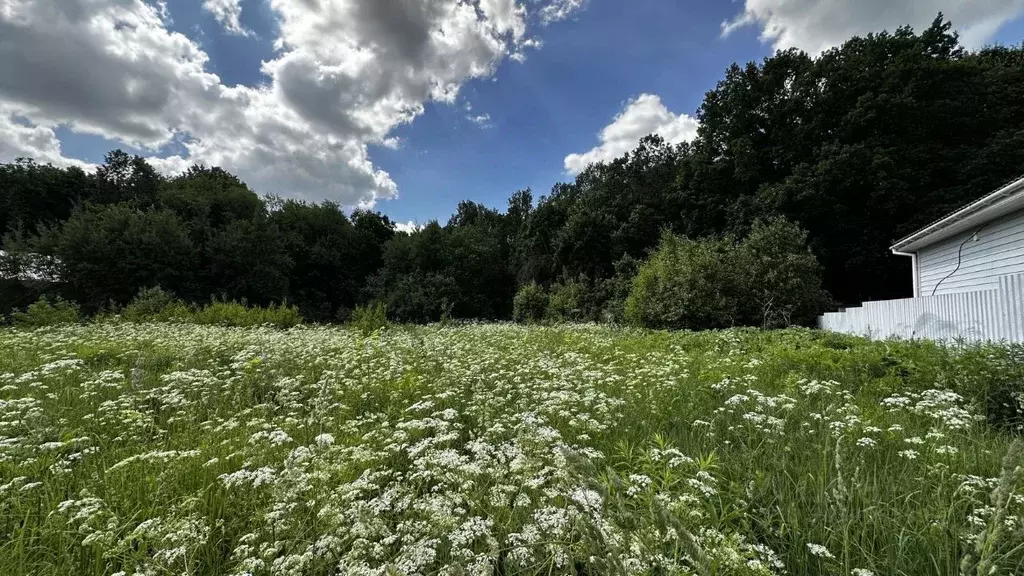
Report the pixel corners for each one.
[626,233,744,330]
[184,300,303,328]
[544,277,589,322]
[95,288,302,328]
[512,282,548,323]
[119,287,183,322]
[9,296,80,328]
[349,301,389,334]
[367,206,517,323]
[1,323,1022,574]
[1,163,396,321]
[625,219,830,330]
[3,17,1024,325]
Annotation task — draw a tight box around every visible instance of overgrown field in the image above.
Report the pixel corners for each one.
[1,324,1022,575]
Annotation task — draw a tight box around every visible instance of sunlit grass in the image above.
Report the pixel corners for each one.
[0,323,1021,575]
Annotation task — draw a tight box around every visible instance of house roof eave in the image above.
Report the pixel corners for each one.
[890,175,1024,254]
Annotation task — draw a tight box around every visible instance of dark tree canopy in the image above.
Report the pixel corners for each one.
[0,159,93,241]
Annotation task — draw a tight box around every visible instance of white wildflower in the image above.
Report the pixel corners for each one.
[898,450,919,460]
[806,542,835,559]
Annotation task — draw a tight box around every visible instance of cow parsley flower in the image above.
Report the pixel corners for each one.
[807,542,835,559]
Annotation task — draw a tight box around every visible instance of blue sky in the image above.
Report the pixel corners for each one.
[3,0,1024,229]
[371,1,766,225]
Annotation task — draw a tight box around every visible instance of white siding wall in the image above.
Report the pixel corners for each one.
[917,209,1024,296]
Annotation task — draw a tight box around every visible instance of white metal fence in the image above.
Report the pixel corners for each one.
[818,274,1024,343]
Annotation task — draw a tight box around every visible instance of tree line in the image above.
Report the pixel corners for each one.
[3,17,1024,328]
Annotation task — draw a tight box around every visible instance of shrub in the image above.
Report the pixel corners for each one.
[512,282,548,323]
[597,255,639,323]
[625,219,831,331]
[735,217,832,328]
[115,289,302,328]
[122,287,180,322]
[10,296,80,327]
[546,278,589,322]
[350,301,389,334]
[625,232,742,330]
[191,300,303,328]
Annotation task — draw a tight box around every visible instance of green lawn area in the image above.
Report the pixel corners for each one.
[1,323,1021,575]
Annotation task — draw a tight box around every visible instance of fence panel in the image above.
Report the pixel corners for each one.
[819,274,1024,343]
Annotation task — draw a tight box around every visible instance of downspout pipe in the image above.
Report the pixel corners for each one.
[891,249,920,298]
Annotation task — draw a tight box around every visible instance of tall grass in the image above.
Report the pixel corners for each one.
[0,324,1020,575]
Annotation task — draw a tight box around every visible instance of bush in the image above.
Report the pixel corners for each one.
[350,301,389,334]
[625,219,831,331]
[546,278,589,322]
[10,296,80,327]
[116,288,302,328]
[596,255,639,323]
[512,282,548,323]
[736,217,832,328]
[625,232,742,330]
[121,287,181,322]
[191,300,303,328]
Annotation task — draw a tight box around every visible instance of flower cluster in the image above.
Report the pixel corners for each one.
[0,323,1018,575]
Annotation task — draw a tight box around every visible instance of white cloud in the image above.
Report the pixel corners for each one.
[722,0,1024,55]
[510,37,543,62]
[464,101,491,126]
[203,0,251,36]
[0,0,586,207]
[468,113,492,127]
[394,220,424,234]
[0,105,94,170]
[539,0,588,25]
[564,94,698,175]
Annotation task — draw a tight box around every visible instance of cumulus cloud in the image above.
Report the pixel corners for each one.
[564,94,698,175]
[0,106,94,170]
[0,0,586,207]
[722,0,1024,54]
[203,0,251,36]
[394,220,424,234]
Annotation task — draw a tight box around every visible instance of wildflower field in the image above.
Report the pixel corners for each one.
[1,323,1022,576]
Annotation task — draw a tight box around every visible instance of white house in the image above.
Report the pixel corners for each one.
[891,176,1024,298]
[820,176,1024,342]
